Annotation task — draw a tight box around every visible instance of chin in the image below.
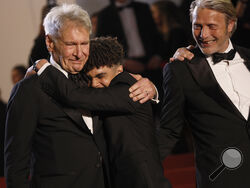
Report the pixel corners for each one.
[73,66,84,72]
[199,47,215,56]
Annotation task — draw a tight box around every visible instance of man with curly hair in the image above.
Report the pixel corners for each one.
[37,36,171,188]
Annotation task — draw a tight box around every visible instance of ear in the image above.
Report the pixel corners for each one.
[227,20,235,33]
[117,65,123,74]
[45,35,55,53]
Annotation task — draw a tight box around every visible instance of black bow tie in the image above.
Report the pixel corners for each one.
[68,73,88,88]
[212,49,236,64]
[117,3,133,11]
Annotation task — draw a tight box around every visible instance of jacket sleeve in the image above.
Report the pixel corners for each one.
[157,63,187,159]
[39,66,140,114]
[4,78,39,188]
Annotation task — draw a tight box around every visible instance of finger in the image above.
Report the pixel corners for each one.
[169,57,175,62]
[139,96,150,104]
[186,45,195,50]
[132,91,148,102]
[129,73,142,81]
[36,59,49,70]
[129,82,140,93]
[146,88,155,100]
[129,87,143,98]
[185,52,194,60]
[173,54,185,61]
[24,70,36,78]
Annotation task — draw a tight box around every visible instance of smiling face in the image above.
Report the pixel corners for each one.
[87,65,123,88]
[46,21,90,74]
[192,8,235,55]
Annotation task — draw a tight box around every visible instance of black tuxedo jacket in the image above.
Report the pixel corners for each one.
[158,44,250,187]
[5,74,109,188]
[96,2,162,60]
[38,67,171,188]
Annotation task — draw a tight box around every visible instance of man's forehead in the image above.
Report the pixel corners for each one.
[192,7,225,22]
[88,66,112,76]
[58,22,89,37]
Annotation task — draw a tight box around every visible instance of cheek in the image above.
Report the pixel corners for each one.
[84,46,90,56]
[192,30,199,39]
[63,48,74,58]
[100,79,109,87]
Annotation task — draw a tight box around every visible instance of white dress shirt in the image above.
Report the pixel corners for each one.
[116,0,145,58]
[37,57,94,133]
[206,41,250,120]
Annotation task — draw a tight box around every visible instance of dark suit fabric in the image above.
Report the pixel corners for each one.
[96,2,162,60]
[38,67,171,188]
[0,100,6,177]
[4,74,108,188]
[158,45,250,188]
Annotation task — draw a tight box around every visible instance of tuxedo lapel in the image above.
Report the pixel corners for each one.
[186,48,245,120]
[48,96,91,133]
[92,115,100,133]
[62,107,92,133]
[235,45,250,122]
[234,45,250,72]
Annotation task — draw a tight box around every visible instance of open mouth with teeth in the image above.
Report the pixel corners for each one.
[199,39,216,47]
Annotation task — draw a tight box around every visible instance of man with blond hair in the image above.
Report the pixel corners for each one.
[158,0,250,187]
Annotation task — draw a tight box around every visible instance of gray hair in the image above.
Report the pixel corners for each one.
[43,3,92,38]
[190,0,237,34]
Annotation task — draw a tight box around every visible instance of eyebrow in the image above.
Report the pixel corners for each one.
[94,72,106,78]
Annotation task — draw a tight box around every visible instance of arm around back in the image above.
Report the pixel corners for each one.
[39,66,140,114]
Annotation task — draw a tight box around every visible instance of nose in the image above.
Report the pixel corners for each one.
[200,26,209,39]
[74,45,83,58]
[91,79,101,88]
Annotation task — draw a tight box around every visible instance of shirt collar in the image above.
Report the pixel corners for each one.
[50,56,69,78]
[206,40,240,65]
[224,40,233,53]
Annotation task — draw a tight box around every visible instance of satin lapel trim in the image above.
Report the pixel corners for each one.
[92,115,100,134]
[49,96,91,133]
[186,51,245,120]
[62,107,92,133]
[234,45,250,72]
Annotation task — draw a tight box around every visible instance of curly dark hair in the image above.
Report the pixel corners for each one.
[83,37,124,73]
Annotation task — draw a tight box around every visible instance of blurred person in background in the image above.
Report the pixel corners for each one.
[0,89,6,177]
[28,0,57,66]
[232,0,250,48]
[11,65,26,84]
[151,1,192,154]
[151,0,190,61]
[90,12,99,38]
[96,0,163,85]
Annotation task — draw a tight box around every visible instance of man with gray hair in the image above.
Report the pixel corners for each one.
[5,4,156,188]
[158,0,250,187]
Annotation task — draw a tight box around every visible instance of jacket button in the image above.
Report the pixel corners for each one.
[96,163,101,168]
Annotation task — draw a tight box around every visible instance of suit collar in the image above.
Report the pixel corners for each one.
[50,56,68,78]
[109,71,136,86]
[49,97,92,134]
[63,107,91,133]
[187,47,246,120]
[233,44,250,71]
